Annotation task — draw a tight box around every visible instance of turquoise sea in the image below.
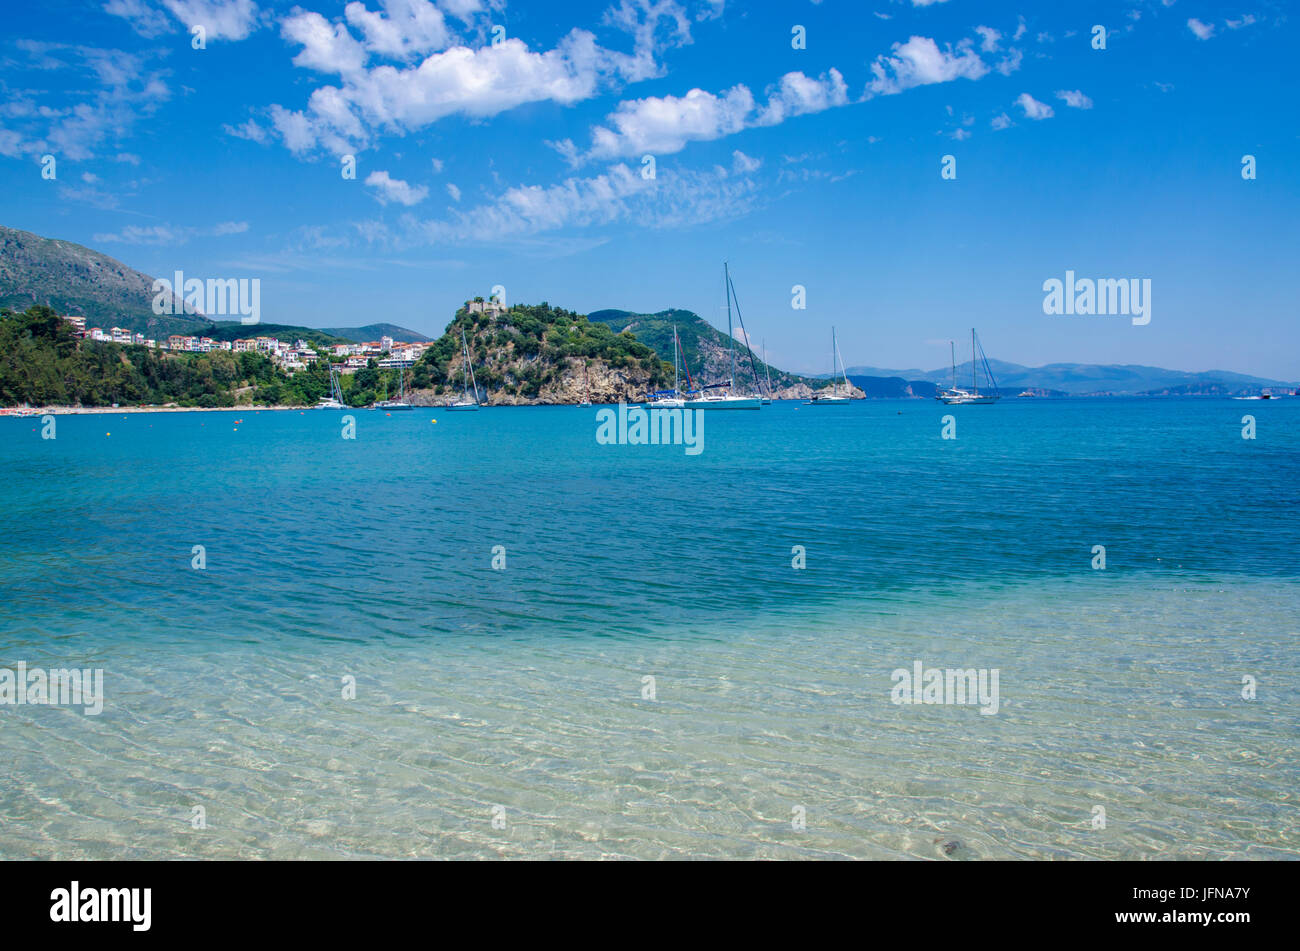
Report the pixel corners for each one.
[1,398,1296,859]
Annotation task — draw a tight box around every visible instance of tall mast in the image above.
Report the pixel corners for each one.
[832,327,837,394]
[971,328,977,395]
[673,325,680,394]
[951,340,956,390]
[725,261,735,391]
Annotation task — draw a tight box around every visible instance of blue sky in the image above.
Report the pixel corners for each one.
[1,0,1295,378]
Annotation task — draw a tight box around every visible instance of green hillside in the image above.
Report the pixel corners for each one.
[0,225,205,338]
[587,307,820,392]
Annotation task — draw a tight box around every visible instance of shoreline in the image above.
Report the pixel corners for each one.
[0,393,1294,416]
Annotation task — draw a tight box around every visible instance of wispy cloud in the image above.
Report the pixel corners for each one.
[93,220,249,245]
[1015,93,1054,120]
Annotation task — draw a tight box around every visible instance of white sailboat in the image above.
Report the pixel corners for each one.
[685,263,762,410]
[316,364,346,409]
[373,361,413,410]
[447,326,481,411]
[936,329,1000,405]
[805,327,852,404]
[648,325,687,408]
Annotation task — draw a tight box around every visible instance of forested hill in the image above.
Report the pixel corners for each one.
[409,302,671,404]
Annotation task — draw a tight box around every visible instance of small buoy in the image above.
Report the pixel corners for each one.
[430,419,437,424]
[106,432,110,436]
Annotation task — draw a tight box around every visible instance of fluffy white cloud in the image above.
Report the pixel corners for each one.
[584,85,754,159]
[990,112,1011,130]
[1055,89,1093,109]
[270,0,695,154]
[1015,92,1054,120]
[365,170,430,205]
[1187,18,1215,40]
[446,182,461,201]
[755,68,849,125]
[566,68,846,163]
[345,0,452,59]
[868,36,989,96]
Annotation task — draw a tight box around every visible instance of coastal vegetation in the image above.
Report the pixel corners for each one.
[0,305,329,407]
[411,302,671,401]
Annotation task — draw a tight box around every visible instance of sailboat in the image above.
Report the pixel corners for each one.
[446,326,481,411]
[936,329,1000,404]
[373,361,413,410]
[685,263,762,410]
[648,325,687,408]
[805,327,852,404]
[316,364,347,409]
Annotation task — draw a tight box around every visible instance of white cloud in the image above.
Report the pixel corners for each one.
[755,68,849,125]
[269,0,695,154]
[446,182,461,201]
[990,112,1011,130]
[0,44,171,160]
[1225,14,1257,29]
[1055,89,1093,109]
[868,36,989,96]
[407,158,762,244]
[365,170,429,205]
[974,26,1001,52]
[223,118,269,142]
[1013,16,1027,41]
[106,0,261,42]
[566,68,846,164]
[93,220,249,244]
[345,0,452,60]
[584,85,754,160]
[731,149,760,173]
[995,47,1023,76]
[1187,18,1215,40]
[1015,93,1054,120]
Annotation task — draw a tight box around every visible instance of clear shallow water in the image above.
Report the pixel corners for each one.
[0,399,1296,859]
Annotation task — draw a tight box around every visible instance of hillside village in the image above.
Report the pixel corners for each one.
[57,313,432,375]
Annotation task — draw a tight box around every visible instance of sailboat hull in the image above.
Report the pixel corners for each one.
[686,396,762,410]
[445,402,480,411]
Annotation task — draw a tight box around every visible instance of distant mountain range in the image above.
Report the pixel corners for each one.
[0,225,427,344]
[842,359,1297,396]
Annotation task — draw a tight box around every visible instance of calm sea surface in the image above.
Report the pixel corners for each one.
[1,398,1296,858]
